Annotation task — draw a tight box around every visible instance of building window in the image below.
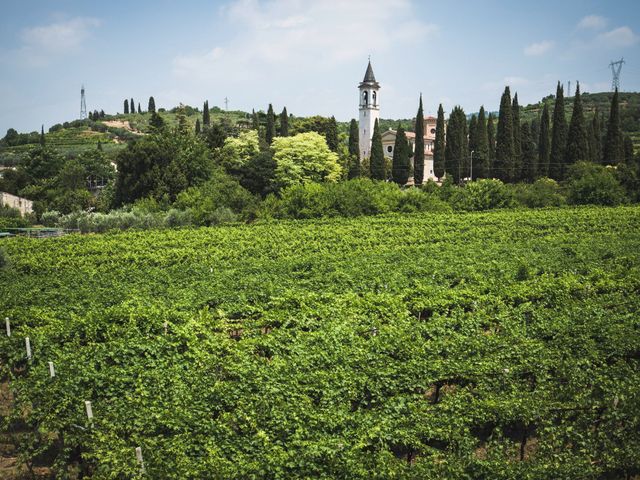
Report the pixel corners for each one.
[363,91,368,105]
[387,146,393,153]
[373,91,377,105]
[430,128,436,134]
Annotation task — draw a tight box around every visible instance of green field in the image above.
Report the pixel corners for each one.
[1,206,640,478]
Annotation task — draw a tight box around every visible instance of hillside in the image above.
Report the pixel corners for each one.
[1,206,639,478]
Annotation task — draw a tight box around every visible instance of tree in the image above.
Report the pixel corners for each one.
[521,122,537,182]
[266,104,276,145]
[148,96,156,113]
[475,106,490,179]
[487,113,496,174]
[549,82,567,179]
[445,106,469,183]
[624,136,634,164]
[203,101,211,126]
[138,103,142,114]
[512,93,522,180]
[325,116,339,152]
[348,119,360,179]
[39,125,45,146]
[391,125,410,185]
[414,95,425,185]
[468,114,478,154]
[538,103,551,177]
[603,88,625,165]
[130,98,135,114]
[218,130,261,174]
[588,110,602,164]
[280,107,289,137]
[149,111,166,131]
[124,99,129,114]
[369,119,385,180]
[433,104,446,179]
[271,132,342,188]
[495,86,514,182]
[195,119,201,135]
[252,109,259,130]
[566,82,589,168]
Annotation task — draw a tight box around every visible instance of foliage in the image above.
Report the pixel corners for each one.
[272,132,342,188]
[445,106,468,183]
[369,119,385,180]
[217,130,260,172]
[565,162,627,206]
[0,246,6,268]
[603,88,625,165]
[347,119,360,179]
[474,106,490,179]
[279,107,289,137]
[1,207,639,478]
[391,126,410,185]
[266,103,276,145]
[513,178,566,208]
[414,96,425,185]
[565,83,589,167]
[174,168,256,225]
[538,103,551,177]
[451,179,516,211]
[433,104,446,179]
[549,82,567,180]
[512,93,522,180]
[495,87,514,182]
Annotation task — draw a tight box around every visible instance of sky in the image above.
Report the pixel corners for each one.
[1,0,639,134]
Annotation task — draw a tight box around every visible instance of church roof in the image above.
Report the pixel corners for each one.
[359,60,380,88]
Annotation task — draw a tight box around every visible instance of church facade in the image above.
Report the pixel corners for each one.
[358,61,439,183]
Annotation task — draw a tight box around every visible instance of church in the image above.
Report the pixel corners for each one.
[358,61,438,182]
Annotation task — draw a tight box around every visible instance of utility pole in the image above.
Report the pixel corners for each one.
[609,58,625,91]
[470,150,474,181]
[224,97,229,111]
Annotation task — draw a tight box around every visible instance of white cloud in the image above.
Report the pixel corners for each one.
[18,17,100,66]
[173,0,438,81]
[595,26,639,47]
[524,40,554,56]
[578,15,608,30]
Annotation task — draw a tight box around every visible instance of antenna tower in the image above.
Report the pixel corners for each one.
[609,58,624,91]
[80,85,87,119]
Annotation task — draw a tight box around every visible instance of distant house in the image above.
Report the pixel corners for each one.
[381,116,439,182]
[1,192,33,216]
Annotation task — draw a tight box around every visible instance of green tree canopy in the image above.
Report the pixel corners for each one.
[603,88,625,165]
[391,125,410,185]
[369,119,385,180]
[414,95,425,185]
[266,104,276,145]
[566,82,589,167]
[495,86,514,182]
[280,107,289,137]
[433,104,446,179]
[538,103,551,177]
[148,96,156,113]
[549,82,567,179]
[272,132,342,188]
[474,106,490,179]
[347,119,360,179]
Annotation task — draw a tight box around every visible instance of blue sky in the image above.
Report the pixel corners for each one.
[1,0,639,134]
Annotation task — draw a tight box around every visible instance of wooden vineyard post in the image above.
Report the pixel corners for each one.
[85,400,94,427]
[49,361,55,378]
[5,317,10,337]
[25,337,31,360]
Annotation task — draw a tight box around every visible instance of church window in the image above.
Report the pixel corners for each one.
[373,91,377,105]
[363,91,368,105]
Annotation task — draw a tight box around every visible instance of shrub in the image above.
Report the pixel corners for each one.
[397,188,452,213]
[0,247,7,269]
[514,178,566,208]
[40,210,61,227]
[566,162,627,206]
[451,179,515,211]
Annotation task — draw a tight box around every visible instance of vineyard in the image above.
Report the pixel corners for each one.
[1,206,639,479]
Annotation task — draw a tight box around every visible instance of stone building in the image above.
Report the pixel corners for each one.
[1,192,33,216]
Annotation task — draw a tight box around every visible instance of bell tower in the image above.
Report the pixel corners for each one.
[358,59,380,160]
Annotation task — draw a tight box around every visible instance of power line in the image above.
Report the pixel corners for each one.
[609,58,625,91]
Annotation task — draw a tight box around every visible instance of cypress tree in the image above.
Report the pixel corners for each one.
[521,122,537,182]
[445,106,468,183]
[326,116,339,152]
[195,118,201,135]
[495,86,514,182]
[391,125,410,185]
[603,88,625,165]
[468,114,478,154]
[414,95,425,185]
[148,96,156,113]
[130,98,135,114]
[475,106,489,179]
[537,103,551,177]
[203,101,211,126]
[124,99,129,114]
[433,104,446,179]
[588,110,602,164]
[512,93,522,180]
[252,109,259,130]
[549,82,567,179]
[624,136,634,164]
[370,118,385,180]
[40,125,45,146]
[566,82,589,168]
[280,107,289,137]
[138,103,142,114]
[487,113,496,175]
[266,104,275,144]
[348,119,360,179]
